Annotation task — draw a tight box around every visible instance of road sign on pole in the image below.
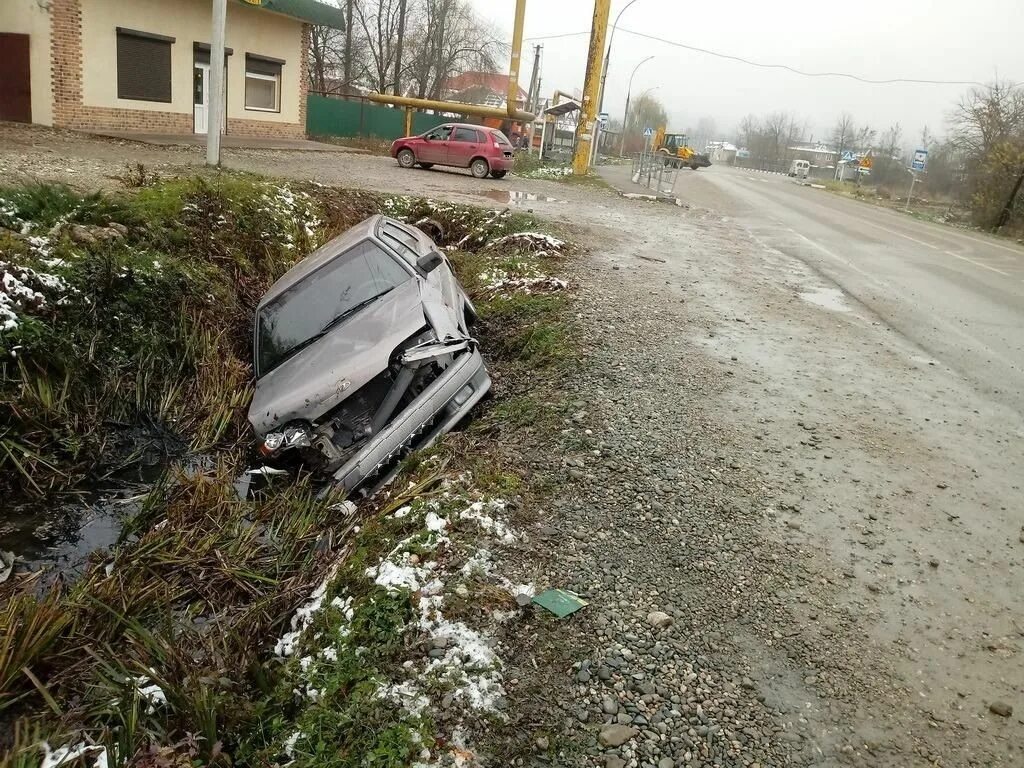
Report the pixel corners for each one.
[911,149,928,172]
[643,127,653,137]
[598,112,609,124]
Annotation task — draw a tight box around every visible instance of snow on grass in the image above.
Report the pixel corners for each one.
[516,165,573,179]
[478,268,568,297]
[257,183,322,248]
[131,675,168,714]
[274,565,342,657]
[458,500,519,544]
[488,231,565,253]
[1,261,70,333]
[40,743,109,768]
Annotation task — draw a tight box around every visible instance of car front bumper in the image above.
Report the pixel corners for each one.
[331,348,491,493]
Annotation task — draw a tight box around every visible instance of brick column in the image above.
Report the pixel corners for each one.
[50,0,83,127]
[298,22,310,137]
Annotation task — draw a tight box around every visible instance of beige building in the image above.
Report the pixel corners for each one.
[0,0,343,138]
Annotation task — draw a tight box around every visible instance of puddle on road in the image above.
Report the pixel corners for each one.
[480,190,565,205]
[799,287,851,312]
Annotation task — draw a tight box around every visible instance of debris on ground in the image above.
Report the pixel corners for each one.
[531,588,588,618]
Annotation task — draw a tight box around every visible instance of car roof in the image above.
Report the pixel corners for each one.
[438,123,494,132]
[258,215,382,309]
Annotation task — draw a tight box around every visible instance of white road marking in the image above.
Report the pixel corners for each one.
[946,251,1010,276]
[856,219,941,250]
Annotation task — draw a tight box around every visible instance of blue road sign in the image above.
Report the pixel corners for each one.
[643,127,654,137]
[911,149,928,172]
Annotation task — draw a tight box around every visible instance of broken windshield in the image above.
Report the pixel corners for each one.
[256,239,411,377]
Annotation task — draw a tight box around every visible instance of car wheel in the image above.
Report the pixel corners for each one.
[397,148,415,168]
[470,158,489,178]
[418,162,434,169]
[490,170,507,179]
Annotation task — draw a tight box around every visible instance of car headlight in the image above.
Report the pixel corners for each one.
[260,423,312,456]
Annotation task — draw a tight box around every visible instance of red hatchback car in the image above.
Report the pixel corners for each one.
[391,123,515,179]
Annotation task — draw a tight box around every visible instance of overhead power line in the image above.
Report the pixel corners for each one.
[525,27,987,87]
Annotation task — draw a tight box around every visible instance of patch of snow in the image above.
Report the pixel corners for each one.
[376,680,431,716]
[2,261,73,332]
[489,232,565,253]
[478,267,568,297]
[392,505,413,519]
[283,731,303,758]
[40,743,108,768]
[459,500,517,543]
[274,568,341,657]
[367,559,434,593]
[132,675,167,714]
[425,510,448,532]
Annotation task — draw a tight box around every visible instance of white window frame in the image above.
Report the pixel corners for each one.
[244,70,280,113]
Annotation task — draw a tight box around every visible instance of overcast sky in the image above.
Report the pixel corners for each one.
[468,0,1023,146]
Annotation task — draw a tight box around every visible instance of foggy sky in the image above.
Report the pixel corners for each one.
[468,0,1023,146]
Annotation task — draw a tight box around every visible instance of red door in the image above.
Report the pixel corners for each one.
[0,33,32,123]
[447,127,482,167]
[418,124,452,164]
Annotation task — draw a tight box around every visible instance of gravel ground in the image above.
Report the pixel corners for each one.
[3,123,1019,766]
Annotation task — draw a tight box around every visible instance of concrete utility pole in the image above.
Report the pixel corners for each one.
[206,0,227,167]
[527,44,542,116]
[573,0,612,175]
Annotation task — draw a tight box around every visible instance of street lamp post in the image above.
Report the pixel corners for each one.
[619,57,654,156]
[598,0,643,114]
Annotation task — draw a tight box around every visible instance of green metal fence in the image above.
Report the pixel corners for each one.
[306,94,449,139]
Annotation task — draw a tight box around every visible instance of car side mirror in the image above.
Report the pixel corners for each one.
[417,251,444,274]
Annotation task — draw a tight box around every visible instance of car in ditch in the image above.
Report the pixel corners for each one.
[248,215,490,494]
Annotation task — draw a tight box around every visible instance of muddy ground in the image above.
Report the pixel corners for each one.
[3,123,1020,766]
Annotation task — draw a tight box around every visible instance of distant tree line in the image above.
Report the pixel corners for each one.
[308,0,506,100]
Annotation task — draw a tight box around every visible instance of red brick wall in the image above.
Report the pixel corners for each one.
[48,0,308,138]
[298,23,310,134]
[49,0,82,127]
[228,117,304,138]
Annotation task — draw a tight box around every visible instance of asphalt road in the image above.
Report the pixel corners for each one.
[677,166,1024,415]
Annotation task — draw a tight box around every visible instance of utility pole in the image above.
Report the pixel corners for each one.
[527,44,542,116]
[206,0,227,167]
[394,0,408,95]
[526,44,542,154]
[573,0,612,175]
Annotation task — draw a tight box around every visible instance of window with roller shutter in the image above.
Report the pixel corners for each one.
[116,28,174,103]
[245,54,283,112]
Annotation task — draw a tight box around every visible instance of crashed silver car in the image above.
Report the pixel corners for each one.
[248,215,490,494]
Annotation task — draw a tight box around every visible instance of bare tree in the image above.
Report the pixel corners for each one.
[872,122,903,190]
[831,112,856,159]
[624,93,668,153]
[950,81,1024,231]
[405,0,505,100]
[952,80,1024,156]
[693,116,717,152]
[354,0,405,93]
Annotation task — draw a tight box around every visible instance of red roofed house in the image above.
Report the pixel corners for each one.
[443,71,527,110]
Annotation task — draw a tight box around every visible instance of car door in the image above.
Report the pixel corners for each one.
[419,125,452,164]
[447,126,482,167]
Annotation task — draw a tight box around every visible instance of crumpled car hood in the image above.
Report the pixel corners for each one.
[248,279,426,435]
